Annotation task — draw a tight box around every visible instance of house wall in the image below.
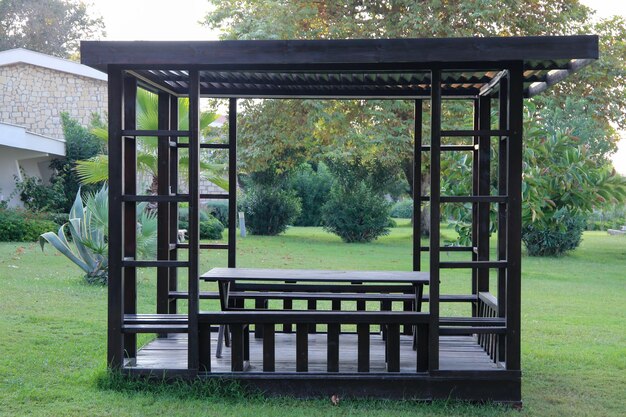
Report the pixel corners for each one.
[0,63,107,139]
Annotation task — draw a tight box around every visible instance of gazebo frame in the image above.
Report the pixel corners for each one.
[81,35,598,404]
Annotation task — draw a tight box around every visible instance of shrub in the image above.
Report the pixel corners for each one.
[200,216,225,240]
[289,162,333,226]
[206,201,230,227]
[322,181,391,243]
[390,199,413,219]
[241,184,301,236]
[14,172,68,212]
[0,209,56,242]
[522,208,586,257]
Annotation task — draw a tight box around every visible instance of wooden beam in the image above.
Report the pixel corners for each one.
[81,36,599,71]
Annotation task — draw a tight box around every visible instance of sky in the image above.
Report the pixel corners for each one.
[89,0,626,174]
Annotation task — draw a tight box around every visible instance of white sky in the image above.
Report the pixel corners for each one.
[89,0,626,174]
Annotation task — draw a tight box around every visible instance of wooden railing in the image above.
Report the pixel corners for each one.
[477,292,501,363]
[198,311,430,373]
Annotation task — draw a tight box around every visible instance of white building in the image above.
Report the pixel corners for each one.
[0,48,107,206]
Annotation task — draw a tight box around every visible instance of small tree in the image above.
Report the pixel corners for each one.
[322,180,390,243]
[241,182,301,236]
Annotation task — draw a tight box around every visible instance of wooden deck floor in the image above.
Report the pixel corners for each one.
[132,332,502,373]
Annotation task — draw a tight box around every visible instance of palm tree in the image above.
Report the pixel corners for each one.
[76,89,228,191]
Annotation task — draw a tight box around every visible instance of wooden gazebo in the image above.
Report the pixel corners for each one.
[81,35,598,404]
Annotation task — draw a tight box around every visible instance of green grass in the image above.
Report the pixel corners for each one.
[0,224,624,416]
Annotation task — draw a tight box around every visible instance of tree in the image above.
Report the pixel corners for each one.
[203,0,615,186]
[76,88,228,192]
[203,0,626,250]
[0,0,105,58]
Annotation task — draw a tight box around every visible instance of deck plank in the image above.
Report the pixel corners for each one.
[132,333,501,372]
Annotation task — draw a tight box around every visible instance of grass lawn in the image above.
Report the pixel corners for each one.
[0,223,624,416]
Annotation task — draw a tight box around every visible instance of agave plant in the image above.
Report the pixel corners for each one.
[39,184,157,284]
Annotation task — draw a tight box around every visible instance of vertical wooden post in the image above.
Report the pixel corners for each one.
[187,69,201,372]
[157,92,171,332]
[296,324,308,372]
[122,75,137,359]
[168,96,179,314]
[477,95,491,294]
[263,324,275,372]
[357,323,370,372]
[506,63,524,371]
[228,98,237,268]
[413,99,423,272]
[429,68,442,371]
[471,99,479,317]
[327,323,340,372]
[107,67,125,369]
[497,75,509,362]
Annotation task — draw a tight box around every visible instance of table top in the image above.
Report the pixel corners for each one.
[201,267,429,284]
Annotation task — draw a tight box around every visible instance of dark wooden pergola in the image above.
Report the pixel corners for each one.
[81,35,598,404]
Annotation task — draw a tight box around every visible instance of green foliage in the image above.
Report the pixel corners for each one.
[241,183,301,236]
[289,162,333,226]
[206,201,230,227]
[39,185,157,284]
[390,199,413,219]
[522,208,587,257]
[0,0,105,58]
[14,172,68,212]
[322,181,390,243]
[76,89,226,191]
[199,216,225,240]
[0,209,57,242]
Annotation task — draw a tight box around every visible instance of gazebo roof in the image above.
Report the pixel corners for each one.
[81,35,598,98]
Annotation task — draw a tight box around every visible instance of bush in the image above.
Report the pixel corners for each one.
[322,181,391,243]
[390,199,413,219]
[14,172,68,212]
[522,208,586,257]
[200,216,225,240]
[0,209,57,242]
[241,184,301,236]
[289,162,333,226]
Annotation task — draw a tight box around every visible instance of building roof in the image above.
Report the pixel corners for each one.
[80,35,598,98]
[0,48,107,81]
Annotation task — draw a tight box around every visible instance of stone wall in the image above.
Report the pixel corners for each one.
[0,63,107,139]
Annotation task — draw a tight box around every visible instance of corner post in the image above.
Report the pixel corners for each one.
[506,63,524,371]
[107,67,125,369]
[497,75,509,362]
